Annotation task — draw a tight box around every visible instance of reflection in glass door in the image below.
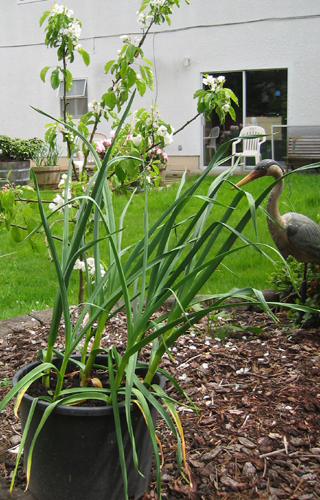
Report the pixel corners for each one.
[203,69,287,167]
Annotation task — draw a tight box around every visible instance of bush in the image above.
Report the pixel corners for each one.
[0,135,43,161]
[268,256,320,325]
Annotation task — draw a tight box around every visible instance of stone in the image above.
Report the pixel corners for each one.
[243,461,256,478]
[9,435,21,447]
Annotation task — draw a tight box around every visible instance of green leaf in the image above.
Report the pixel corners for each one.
[225,88,238,105]
[102,92,117,110]
[193,89,206,98]
[50,69,60,90]
[139,0,150,13]
[2,190,14,211]
[139,65,146,82]
[204,93,212,108]
[115,163,127,182]
[229,106,236,121]
[26,217,38,235]
[11,226,24,243]
[39,10,50,27]
[40,66,50,83]
[120,60,128,78]
[142,57,152,66]
[143,66,154,87]
[135,78,146,96]
[64,69,73,92]
[126,67,136,88]
[126,44,137,63]
[78,48,90,66]
[104,60,115,74]
[197,101,205,114]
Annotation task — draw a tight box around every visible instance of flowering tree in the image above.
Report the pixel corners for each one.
[39,1,238,187]
[196,75,238,122]
[0,0,239,255]
[40,4,90,178]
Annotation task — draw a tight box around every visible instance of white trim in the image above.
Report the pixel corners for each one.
[17,0,47,4]
[57,79,87,98]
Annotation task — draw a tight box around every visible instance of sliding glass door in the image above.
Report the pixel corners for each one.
[203,69,287,167]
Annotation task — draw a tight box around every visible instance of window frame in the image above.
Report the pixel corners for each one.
[202,68,288,168]
[57,78,88,119]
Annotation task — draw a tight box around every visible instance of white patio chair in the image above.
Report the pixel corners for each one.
[231,125,266,167]
[205,126,220,160]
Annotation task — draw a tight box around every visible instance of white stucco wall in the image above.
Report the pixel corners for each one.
[1,0,320,162]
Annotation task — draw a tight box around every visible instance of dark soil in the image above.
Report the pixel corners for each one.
[1,306,320,500]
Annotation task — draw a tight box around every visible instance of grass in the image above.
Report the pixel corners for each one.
[1,170,320,321]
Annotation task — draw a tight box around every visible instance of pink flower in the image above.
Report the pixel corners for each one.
[95,141,106,153]
[162,152,168,161]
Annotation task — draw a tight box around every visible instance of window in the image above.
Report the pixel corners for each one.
[58,79,88,119]
[203,69,288,166]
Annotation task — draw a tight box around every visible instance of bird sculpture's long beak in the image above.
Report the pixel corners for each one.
[231,169,262,190]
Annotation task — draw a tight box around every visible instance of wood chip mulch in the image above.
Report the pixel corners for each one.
[1,307,320,500]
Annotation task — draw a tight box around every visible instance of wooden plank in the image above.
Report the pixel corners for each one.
[287,136,320,160]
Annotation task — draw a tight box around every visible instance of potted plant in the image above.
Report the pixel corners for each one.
[32,141,62,188]
[0,135,43,187]
[0,98,280,500]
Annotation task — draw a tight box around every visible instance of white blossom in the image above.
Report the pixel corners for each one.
[203,75,216,90]
[88,100,103,115]
[87,257,95,268]
[216,75,226,84]
[131,134,142,146]
[164,132,173,146]
[62,187,71,200]
[58,174,68,188]
[137,13,146,27]
[156,124,168,137]
[51,4,64,15]
[80,257,106,278]
[113,81,122,96]
[73,259,86,272]
[49,194,64,213]
[150,0,166,7]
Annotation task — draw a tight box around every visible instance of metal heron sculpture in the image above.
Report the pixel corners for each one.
[235,159,320,310]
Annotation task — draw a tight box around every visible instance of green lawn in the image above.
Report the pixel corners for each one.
[1,170,320,320]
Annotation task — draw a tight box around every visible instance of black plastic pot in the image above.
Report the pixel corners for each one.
[12,355,166,500]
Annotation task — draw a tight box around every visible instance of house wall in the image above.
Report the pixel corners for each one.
[1,0,320,169]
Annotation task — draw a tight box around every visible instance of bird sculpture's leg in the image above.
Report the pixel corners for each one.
[298,263,308,325]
